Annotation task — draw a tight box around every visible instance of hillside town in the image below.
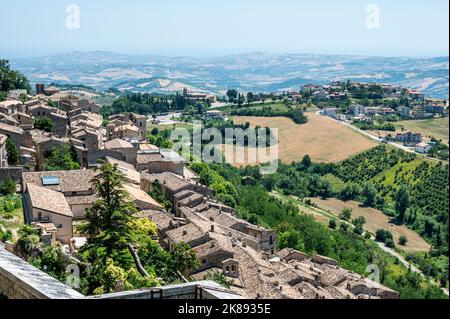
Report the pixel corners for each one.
[0,83,400,299]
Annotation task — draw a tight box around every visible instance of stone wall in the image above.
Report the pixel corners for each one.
[0,244,84,299]
[142,160,184,176]
[87,149,124,167]
[1,243,239,299]
[89,281,242,300]
[0,167,23,183]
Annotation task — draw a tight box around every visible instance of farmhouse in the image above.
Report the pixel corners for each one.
[395,131,422,145]
[415,141,436,154]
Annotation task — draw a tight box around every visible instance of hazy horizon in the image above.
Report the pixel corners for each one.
[2,49,449,61]
[1,0,448,59]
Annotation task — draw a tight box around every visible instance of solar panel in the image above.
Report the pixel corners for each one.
[42,176,60,186]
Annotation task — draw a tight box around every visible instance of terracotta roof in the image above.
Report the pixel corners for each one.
[137,153,164,164]
[22,169,95,194]
[166,223,208,246]
[201,208,247,229]
[105,157,140,184]
[193,238,234,260]
[64,194,97,205]
[141,172,190,193]
[0,122,24,134]
[123,184,162,209]
[104,138,134,149]
[26,183,73,217]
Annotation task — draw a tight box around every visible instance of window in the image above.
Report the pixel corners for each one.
[56,224,63,229]
[37,212,42,220]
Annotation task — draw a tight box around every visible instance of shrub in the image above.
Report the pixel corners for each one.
[399,236,408,246]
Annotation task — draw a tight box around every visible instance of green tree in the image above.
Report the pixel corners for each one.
[226,89,238,103]
[79,161,137,259]
[328,219,337,229]
[339,208,352,221]
[168,242,200,276]
[203,271,234,289]
[362,183,377,207]
[395,185,410,222]
[339,223,349,232]
[44,145,80,171]
[5,138,19,165]
[0,178,16,195]
[34,116,53,132]
[299,155,312,170]
[399,236,408,246]
[0,59,31,93]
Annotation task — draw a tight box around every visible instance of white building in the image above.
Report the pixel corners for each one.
[350,104,365,116]
[415,141,435,154]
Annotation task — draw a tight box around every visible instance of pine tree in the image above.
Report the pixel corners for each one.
[79,161,137,259]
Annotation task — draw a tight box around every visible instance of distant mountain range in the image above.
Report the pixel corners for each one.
[10,51,449,99]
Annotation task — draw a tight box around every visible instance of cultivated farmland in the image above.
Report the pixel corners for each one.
[222,112,377,165]
[308,197,431,253]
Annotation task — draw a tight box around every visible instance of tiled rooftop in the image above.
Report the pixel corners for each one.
[26,183,73,217]
[22,169,95,193]
[104,138,134,149]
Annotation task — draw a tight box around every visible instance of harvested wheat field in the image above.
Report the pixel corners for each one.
[221,112,377,166]
[308,197,431,253]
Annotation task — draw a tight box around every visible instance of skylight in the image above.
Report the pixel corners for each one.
[42,176,60,186]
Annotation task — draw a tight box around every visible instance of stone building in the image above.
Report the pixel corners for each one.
[78,99,100,113]
[22,169,96,219]
[104,138,137,164]
[23,183,74,244]
[0,123,24,149]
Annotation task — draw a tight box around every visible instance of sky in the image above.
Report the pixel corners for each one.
[0,0,448,58]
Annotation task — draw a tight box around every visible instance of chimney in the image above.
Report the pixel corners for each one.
[210,241,216,248]
[183,230,187,236]
[209,217,214,222]
[210,225,215,232]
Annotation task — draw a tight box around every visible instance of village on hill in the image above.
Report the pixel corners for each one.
[0,82,405,300]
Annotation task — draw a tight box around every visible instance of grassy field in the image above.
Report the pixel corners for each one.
[396,118,449,144]
[221,112,377,166]
[147,122,193,132]
[307,197,431,253]
[0,195,24,241]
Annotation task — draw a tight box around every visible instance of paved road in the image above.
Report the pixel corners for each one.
[375,241,448,296]
[153,112,182,125]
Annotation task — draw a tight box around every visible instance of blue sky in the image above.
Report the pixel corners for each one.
[0,0,448,58]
